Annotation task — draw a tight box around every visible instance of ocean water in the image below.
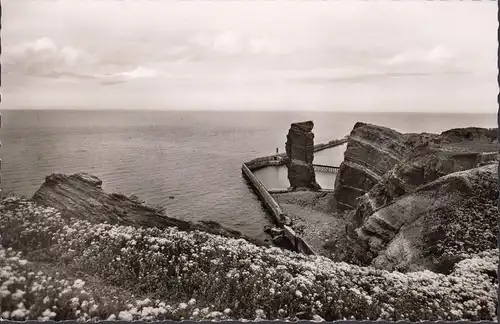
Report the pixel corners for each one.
[0,110,496,238]
[253,164,340,190]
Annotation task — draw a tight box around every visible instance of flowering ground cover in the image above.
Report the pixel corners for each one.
[0,195,497,321]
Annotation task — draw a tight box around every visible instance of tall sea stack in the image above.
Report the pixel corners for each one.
[284,121,321,191]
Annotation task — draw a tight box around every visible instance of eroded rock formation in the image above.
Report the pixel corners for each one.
[32,173,269,246]
[350,164,498,273]
[331,123,498,273]
[331,122,409,211]
[284,121,321,191]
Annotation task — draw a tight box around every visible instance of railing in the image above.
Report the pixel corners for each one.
[313,164,340,173]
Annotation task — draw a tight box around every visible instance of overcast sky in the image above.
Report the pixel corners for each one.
[2,0,498,112]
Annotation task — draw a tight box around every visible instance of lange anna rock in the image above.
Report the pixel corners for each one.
[283,121,322,191]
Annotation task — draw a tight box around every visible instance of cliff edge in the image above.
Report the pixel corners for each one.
[331,123,498,273]
[32,173,269,247]
[330,122,409,211]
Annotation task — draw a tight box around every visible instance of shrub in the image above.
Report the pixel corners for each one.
[0,196,497,321]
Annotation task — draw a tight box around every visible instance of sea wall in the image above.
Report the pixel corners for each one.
[241,163,287,225]
[283,225,316,255]
[242,163,316,255]
[241,137,347,256]
[245,155,285,171]
[245,137,348,172]
[314,137,348,152]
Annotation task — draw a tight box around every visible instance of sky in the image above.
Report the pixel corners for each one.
[2,0,498,112]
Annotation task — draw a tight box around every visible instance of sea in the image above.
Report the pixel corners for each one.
[0,110,496,239]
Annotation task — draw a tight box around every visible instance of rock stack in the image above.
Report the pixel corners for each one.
[284,121,321,191]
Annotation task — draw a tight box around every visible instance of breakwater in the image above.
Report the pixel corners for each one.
[245,137,348,171]
[313,136,349,152]
[241,136,347,256]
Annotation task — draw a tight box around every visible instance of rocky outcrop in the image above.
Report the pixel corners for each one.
[284,121,321,191]
[352,164,498,273]
[351,127,498,228]
[32,173,269,247]
[334,123,498,273]
[331,122,409,211]
[352,149,498,228]
[332,123,498,214]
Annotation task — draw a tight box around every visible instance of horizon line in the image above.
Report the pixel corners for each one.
[0,108,496,115]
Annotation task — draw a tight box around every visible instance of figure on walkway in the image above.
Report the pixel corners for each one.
[284,121,322,191]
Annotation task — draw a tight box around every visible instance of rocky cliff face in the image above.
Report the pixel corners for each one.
[331,122,409,211]
[355,164,498,273]
[32,173,269,247]
[333,123,498,273]
[284,121,321,191]
[353,149,498,228]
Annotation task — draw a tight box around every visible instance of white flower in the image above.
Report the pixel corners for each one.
[11,289,25,301]
[72,279,85,289]
[42,309,56,319]
[255,309,266,319]
[312,314,325,322]
[10,309,26,319]
[70,297,80,307]
[118,311,133,321]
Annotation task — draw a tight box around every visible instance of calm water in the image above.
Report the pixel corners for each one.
[252,144,346,190]
[0,110,496,238]
[253,166,338,190]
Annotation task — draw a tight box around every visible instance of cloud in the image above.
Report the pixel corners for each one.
[4,37,93,75]
[248,36,287,55]
[3,37,163,85]
[95,66,163,85]
[384,45,456,66]
[190,30,289,56]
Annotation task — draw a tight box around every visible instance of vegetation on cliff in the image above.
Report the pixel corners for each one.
[0,195,497,321]
[323,124,499,274]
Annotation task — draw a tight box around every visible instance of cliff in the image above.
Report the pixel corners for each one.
[331,122,409,211]
[332,123,498,273]
[32,173,269,247]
